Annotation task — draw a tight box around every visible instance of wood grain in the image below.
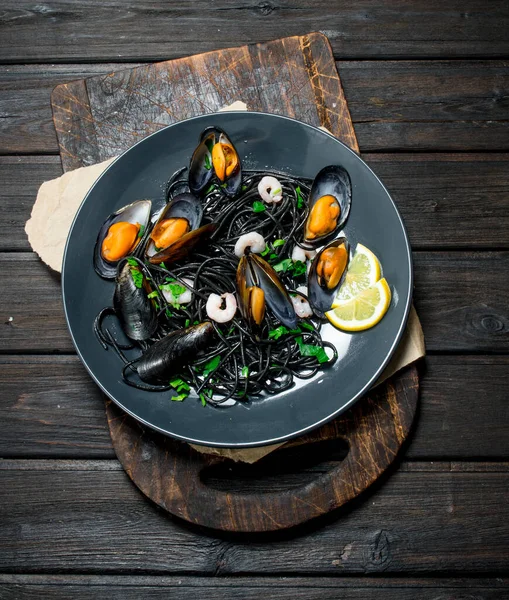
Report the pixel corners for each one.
[0,575,508,600]
[0,1,507,62]
[3,60,508,154]
[1,355,506,460]
[3,154,509,252]
[52,34,358,170]
[0,460,508,573]
[1,251,507,353]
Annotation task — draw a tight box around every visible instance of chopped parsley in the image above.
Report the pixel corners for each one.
[295,336,329,364]
[130,267,144,289]
[126,257,138,266]
[137,224,146,239]
[241,365,249,378]
[260,245,271,257]
[296,186,305,209]
[185,318,191,328]
[170,378,190,402]
[291,260,307,277]
[300,321,315,332]
[165,307,173,318]
[273,239,285,247]
[200,388,213,407]
[268,325,302,340]
[252,201,266,213]
[272,258,293,273]
[172,393,188,402]
[147,290,158,299]
[241,184,248,192]
[200,355,221,378]
[205,183,216,194]
[160,280,186,299]
[204,154,212,170]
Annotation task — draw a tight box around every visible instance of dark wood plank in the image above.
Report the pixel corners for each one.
[1,355,507,459]
[0,575,508,600]
[2,61,509,154]
[365,154,509,249]
[0,157,63,252]
[2,154,509,252]
[0,356,113,459]
[0,460,507,573]
[1,252,508,353]
[0,1,507,62]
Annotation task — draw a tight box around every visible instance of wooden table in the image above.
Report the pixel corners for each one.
[1,2,508,597]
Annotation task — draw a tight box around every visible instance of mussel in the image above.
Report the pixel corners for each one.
[146,192,216,265]
[94,199,152,279]
[303,165,352,248]
[136,322,216,384]
[189,127,242,197]
[113,259,158,341]
[237,254,297,329]
[308,237,350,317]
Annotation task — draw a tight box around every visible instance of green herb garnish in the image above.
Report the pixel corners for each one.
[300,322,315,332]
[273,258,293,273]
[137,224,146,239]
[200,355,221,378]
[260,245,271,257]
[130,268,144,289]
[170,378,191,394]
[273,239,285,247]
[172,393,188,402]
[291,260,307,277]
[126,257,138,266]
[252,201,266,213]
[205,183,216,194]
[160,281,186,299]
[295,336,329,364]
[147,290,158,299]
[241,184,248,192]
[241,366,249,378]
[204,154,212,170]
[185,318,191,328]
[296,186,305,209]
[165,307,173,318]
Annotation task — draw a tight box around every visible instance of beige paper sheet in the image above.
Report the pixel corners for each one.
[26,101,424,464]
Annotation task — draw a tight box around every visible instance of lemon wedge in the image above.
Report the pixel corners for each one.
[326,278,391,332]
[332,243,381,307]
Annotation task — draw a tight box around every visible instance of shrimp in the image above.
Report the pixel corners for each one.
[161,277,193,304]
[206,293,237,323]
[258,176,283,204]
[291,287,313,319]
[234,232,266,257]
[291,245,316,263]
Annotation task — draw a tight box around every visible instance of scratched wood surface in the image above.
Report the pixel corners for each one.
[52,33,358,170]
[49,32,418,532]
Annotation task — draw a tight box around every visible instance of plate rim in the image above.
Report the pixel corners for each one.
[62,110,414,448]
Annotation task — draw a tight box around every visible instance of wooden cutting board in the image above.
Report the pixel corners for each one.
[51,32,418,532]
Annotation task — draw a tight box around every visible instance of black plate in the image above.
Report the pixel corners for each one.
[62,112,412,448]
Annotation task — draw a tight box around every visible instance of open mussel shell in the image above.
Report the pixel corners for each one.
[189,126,242,198]
[308,237,350,317]
[237,254,298,330]
[113,259,158,341]
[94,199,152,279]
[137,322,216,384]
[149,223,217,266]
[302,165,352,248]
[145,192,203,258]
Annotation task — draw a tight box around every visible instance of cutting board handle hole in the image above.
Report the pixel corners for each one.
[200,438,349,493]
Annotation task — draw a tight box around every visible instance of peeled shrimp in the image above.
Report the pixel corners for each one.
[291,287,313,319]
[258,176,283,204]
[162,277,193,304]
[291,245,316,263]
[206,293,237,323]
[234,232,266,257]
